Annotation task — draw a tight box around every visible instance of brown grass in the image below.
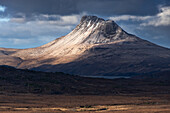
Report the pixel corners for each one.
[0,93,170,113]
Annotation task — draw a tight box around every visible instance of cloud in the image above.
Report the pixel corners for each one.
[109,6,170,27]
[10,13,85,25]
[0,5,6,12]
[0,13,85,48]
[0,18,10,22]
[142,6,170,26]
[33,14,82,25]
[109,15,152,21]
[1,0,167,16]
[0,5,9,22]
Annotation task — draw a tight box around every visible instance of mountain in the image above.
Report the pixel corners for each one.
[0,65,170,95]
[1,15,170,76]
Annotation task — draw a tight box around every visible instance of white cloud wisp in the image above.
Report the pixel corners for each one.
[0,5,6,12]
[109,6,170,27]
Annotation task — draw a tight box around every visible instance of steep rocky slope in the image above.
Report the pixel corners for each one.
[0,16,170,76]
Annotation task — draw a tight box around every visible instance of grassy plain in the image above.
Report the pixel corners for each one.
[0,94,170,113]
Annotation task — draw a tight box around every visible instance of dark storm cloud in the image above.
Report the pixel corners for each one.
[0,0,169,17]
[77,0,161,16]
[0,0,78,16]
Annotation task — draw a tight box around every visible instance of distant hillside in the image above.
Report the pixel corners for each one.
[0,66,170,95]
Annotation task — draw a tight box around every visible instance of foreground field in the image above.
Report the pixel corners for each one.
[0,94,170,113]
[1,66,170,112]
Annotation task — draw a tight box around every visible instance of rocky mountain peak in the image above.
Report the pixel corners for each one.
[71,15,137,44]
[80,15,105,23]
[80,15,118,29]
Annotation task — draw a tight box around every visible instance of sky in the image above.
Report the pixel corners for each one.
[0,0,170,48]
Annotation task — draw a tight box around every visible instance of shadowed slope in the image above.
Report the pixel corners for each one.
[0,66,170,95]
